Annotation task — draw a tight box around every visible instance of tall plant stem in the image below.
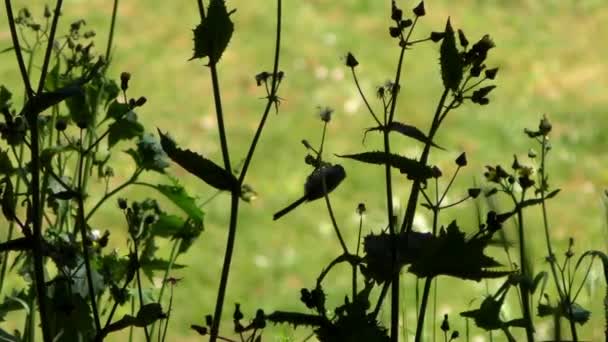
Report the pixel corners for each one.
[516,207,535,341]
[76,153,102,333]
[415,276,434,342]
[198,0,282,339]
[105,0,119,62]
[373,89,450,320]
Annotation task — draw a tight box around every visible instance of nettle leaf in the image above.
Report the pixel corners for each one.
[158,129,239,192]
[104,303,165,335]
[107,113,144,148]
[439,18,463,91]
[191,0,235,64]
[337,151,435,181]
[365,122,444,150]
[517,189,560,210]
[48,280,95,341]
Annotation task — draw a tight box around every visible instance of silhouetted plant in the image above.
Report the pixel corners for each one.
[1,1,606,342]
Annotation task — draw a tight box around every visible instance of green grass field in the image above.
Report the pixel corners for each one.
[1,0,607,341]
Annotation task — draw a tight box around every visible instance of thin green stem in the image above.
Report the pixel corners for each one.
[515,205,535,342]
[238,0,281,184]
[105,0,119,62]
[133,235,151,341]
[85,168,142,222]
[4,0,33,96]
[76,153,102,334]
[350,68,381,126]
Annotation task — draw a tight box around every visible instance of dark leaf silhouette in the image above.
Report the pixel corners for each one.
[191,0,235,64]
[363,221,510,283]
[439,18,463,91]
[158,129,238,192]
[337,151,435,181]
[365,122,444,150]
[104,303,165,334]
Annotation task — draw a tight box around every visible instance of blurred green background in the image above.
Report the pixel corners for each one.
[1,0,607,341]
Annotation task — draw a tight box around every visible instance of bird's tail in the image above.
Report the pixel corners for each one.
[273,196,307,221]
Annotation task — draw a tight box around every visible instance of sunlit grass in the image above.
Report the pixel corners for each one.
[0,0,606,340]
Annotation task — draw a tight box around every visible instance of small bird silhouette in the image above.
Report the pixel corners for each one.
[273,164,346,220]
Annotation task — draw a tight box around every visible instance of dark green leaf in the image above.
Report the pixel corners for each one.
[0,150,14,175]
[107,115,144,147]
[537,303,555,317]
[530,271,547,294]
[105,303,165,334]
[0,290,30,322]
[0,328,18,342]
[563,302,591,325]
[1,177,15,221]
[190,0,235,64]
[0,85,12,109]
[158,130,238,191]
[337,151,435,181]
[22,84,83,117]
[140,258,185,272]
[365,122,444,150]
[105,100,131,121]
[150,214,185,238]
[439,18,463,91]
[150,182,205,225]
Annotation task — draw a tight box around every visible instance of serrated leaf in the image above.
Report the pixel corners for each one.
[107,116,144,147]
[158,129,238,191]
[365,122,444,150]
[439,18,463,91]
[190,0,235,64]
[148,183,204,225]
[337,151,435,181]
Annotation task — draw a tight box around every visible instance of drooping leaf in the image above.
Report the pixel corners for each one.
[190,0,235,64]
[517,189,560,210]
[0,289,30,322]
[439,18,463,91]
[104,303,165,335]
[21,84,83,117]
[337,151,435,181]
[158,129,238,191]
[365,122,444,150]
